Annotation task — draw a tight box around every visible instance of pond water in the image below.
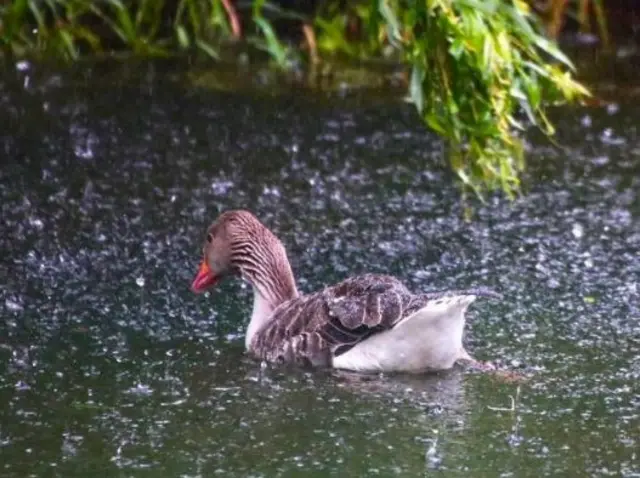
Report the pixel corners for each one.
[1,60,639,477]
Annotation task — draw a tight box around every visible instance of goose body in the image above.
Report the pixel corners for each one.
[191,210,499,373]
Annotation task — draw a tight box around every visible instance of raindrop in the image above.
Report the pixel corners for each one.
[600,128,626,145]
[535,263,549,275]
[126,383,153,396]
[5,299,24,312]
[617,45,636,58]
[82,181,94,203]
[507,432,523,448]
[606,103,619,115]
[581,115,592,128]
[425,431,442,469]
[263,185,281,197]
[15,381,30,391]
[576,32,599,45]
[15,61,30,71]
[547,277,561,289]
[211,180,233,195]
[73,138,95,159]
[29,217,44,230]
[572,223,584,239]
[136,277,146,287]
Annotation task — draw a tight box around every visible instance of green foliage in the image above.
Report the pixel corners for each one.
[0,0,590,197]
[0,0,232,59]
[173,0,230,58]
[1,0,100,60]
[249,0,292,67]
[315,0,589,198]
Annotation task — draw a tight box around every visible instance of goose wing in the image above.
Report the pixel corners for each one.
[249,274,429,366]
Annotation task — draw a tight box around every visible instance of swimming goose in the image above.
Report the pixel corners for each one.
[191,210,499,373]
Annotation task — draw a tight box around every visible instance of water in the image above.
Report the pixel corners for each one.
[1,60,639,477]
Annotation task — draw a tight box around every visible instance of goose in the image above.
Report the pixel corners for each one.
[190,210,500,373]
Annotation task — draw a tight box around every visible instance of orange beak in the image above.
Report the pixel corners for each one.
[191,260,219,293]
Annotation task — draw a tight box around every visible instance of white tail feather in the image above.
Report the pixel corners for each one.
[332,294,475,373]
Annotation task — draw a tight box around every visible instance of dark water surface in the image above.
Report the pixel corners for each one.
[1,61,639,477]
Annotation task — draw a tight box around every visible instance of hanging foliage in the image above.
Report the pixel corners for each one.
[0,0,590,197]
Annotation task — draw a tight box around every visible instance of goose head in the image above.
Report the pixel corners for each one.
[191,210,298,303]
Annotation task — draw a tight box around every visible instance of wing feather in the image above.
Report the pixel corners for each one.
[249,274,426,365]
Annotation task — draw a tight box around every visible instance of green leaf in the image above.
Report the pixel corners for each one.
[525,78,541,110]
[176,25,190,48]
[88,3,128,44]
[58,29,78,60]
[409,64,425,114]
[533,36,576,70]
[522,60,551,79]
[3,0,29,40]
[456,0,498,16]
[26,1,46,33]
[425,113,447,136]
[253,16,288,67]
[68,25,102,52]
[379,0,402,47]
[43,0,60,22]
[449,37,465,59]
[195,39,219,59]
[107,0,136,42]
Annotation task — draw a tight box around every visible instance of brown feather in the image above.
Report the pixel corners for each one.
[249,274,436,366]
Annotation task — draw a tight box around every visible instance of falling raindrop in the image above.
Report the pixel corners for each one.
[5,299,24,312]
[15,61,30,72]
[572,223,584,239]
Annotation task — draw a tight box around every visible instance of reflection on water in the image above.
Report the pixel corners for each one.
[0,61,639,477]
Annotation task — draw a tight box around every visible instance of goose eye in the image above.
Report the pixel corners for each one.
[206,233,213,243]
